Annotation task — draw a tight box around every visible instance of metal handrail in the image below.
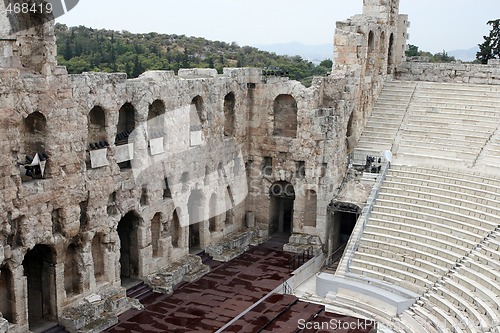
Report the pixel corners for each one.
[288,245,314,272]
[326,243,347,267]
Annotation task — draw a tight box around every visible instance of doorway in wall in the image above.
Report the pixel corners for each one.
[269,181,295,239]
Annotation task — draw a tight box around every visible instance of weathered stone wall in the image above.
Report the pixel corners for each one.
[244,0,407,252]
[0,0,409,331]
[395,62,500,85]
[0,65,255,332]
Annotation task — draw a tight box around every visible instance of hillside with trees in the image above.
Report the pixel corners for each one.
[54,24,333,86]
[405,44,457,63]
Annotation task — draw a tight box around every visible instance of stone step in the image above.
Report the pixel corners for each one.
[42,324,70,333]
[402,126,490,139]
[128,284,153,300]
[401,132,487,143]
[407,111,499,122]
[363,126,400,133]
[412,101,498,111]
[417,85,500,94]
[360,131,398,140]
[404,121,496,132]
[368,118,404,126]
[415,93,500,102]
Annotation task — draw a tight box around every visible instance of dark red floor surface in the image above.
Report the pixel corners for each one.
[104,239,374,333]
[104,240,296,333]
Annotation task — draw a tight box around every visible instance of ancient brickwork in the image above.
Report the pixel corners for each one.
[396,62,500,85]
[0,0,407,331]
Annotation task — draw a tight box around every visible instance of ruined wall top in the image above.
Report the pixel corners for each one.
[0,0,57,74]
[363,0,400,24]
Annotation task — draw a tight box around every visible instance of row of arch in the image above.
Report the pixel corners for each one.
[0,184,237,329]
[22,92,300,174]
[89,92,237,146]
[366,29,395,75]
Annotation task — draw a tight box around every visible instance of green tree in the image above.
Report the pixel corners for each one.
[319,59,333,69]
[63,38,73,61]
[406,44,420,57]
[477,19,500,64]
[131,55,144,78]
[431,50,455,63]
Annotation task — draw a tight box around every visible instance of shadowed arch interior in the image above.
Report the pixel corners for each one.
[269,181,295,237]
[23,244,57,328]
[117,212,141,281]
[273,94,298,138]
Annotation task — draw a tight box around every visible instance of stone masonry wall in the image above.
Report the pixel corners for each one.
[395,62,500,85]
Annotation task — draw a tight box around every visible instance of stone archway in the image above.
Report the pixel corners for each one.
[387,33,395,73]
[117,212,141,281]
[23,244,57,329]
[0,266,15,324]
[269,181,295,237]
[224,92,236,137]
[330,202,362,251]
[273,94,298,138]
[91,233,105,284]
[188,190,204,253]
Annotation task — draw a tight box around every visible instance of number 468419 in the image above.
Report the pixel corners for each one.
[6,2,53,14]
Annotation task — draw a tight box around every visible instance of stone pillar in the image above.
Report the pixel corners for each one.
[12,267,28,331]
[395,14,409,67]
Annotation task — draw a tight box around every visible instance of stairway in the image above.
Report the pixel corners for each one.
[356,80,417,153]
[40,324,70,333]
[197,250,221,270]
[126,282,164,307]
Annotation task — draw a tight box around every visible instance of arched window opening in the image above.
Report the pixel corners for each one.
[115,102,136,145]
[171,209,181,248]
[225,187,234,226]
[64,244,83,296]
[209,194,217,232]
[388,33,395,73]
[303,190,318,227]
[148,100,165,139]
[88,106,107,144]
[151,213,162,257]
[116,103,136,169]
[365,30,375,76]
[273,94,297,138]
[368,30,375,52]
[21,112,48,181]
[223,92,236,137]
[190,96,205,146]
[190,96,205,129]
[92,233,105,284]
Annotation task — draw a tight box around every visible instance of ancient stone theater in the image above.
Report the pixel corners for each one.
[1,0,500,332]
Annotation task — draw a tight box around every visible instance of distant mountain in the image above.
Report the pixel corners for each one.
[448,47,479,62]
[253,42,333,64]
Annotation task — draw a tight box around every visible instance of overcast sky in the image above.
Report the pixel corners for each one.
[56,1,499,54]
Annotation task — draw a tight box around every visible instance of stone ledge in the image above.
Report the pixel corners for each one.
[59,287,129,333]
[284,233,323,255]
[206,228,268,262]
[145,255,210,294]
